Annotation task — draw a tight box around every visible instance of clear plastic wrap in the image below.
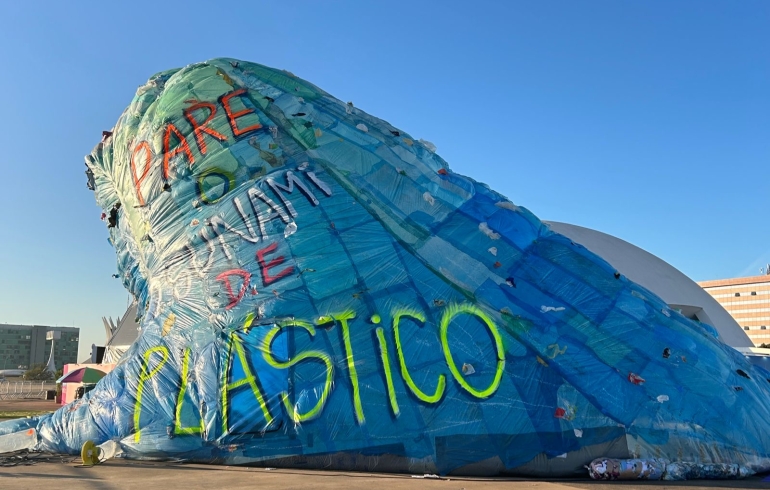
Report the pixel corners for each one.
[2,59,770,477]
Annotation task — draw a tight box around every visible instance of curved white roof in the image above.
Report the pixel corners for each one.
[545,221,752,348]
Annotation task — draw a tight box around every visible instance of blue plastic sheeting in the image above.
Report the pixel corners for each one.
[3,58,770,476]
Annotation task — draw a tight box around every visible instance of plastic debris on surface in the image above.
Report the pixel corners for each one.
[587,458,665,481]
[2,58,770,477]
[587,458,755,481]
[662,462,755,481]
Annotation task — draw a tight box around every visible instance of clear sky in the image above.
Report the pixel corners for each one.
[0,1,767,361]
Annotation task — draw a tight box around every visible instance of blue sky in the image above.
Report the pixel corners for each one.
[0,1,767,360]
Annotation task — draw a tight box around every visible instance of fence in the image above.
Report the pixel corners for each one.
[0,381,57,400]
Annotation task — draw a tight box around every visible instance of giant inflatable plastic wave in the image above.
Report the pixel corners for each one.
[2,58,770,476]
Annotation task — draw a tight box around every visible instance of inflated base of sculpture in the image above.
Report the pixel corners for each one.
[2,58,770,478]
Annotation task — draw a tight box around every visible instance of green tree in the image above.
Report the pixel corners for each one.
[22,364,53,381]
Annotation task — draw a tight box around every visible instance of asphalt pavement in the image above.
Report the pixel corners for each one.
[1,457,769,490]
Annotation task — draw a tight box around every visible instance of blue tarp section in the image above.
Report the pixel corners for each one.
[3,58,770,475]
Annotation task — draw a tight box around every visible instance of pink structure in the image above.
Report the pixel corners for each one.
[61,363,115,405]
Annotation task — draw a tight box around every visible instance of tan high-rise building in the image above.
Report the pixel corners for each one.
[698,273,770,346]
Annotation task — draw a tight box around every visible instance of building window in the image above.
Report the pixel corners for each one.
[744,326,750,330]
[751,291,757,296]
[735,293,741,297]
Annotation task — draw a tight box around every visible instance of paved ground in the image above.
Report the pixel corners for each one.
[0,459,565,490]
[0,399,57,419]
[0,399,58,411]
[0,458,768,490]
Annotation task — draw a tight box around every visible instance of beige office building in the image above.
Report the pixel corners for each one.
[699,274,770,346]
